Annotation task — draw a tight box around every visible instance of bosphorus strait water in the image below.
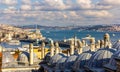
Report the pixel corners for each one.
[41,30,120,41]
[0,30,120,49]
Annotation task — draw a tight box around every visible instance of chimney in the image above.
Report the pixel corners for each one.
[29,43,34,65]
[50,41,54,57]
[90,38,95,52]
[67,49,70,56]
[82,40,86,47]
[55,42,60,55]
[100,40,104,48]
[70,39,74,55]
[104,33,110,48]
[41,42,45,59]
[96,40,100,49]
[77,40,83,54]
[0,46,3,53]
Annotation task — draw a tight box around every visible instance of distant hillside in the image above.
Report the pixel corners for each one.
[20,24,120,32]
[19,25,72,30]
[84,25,120,32]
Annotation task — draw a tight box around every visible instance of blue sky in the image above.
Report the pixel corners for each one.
[0,0,120,26]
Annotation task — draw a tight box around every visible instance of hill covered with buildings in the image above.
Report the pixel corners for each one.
[21,24,120,32]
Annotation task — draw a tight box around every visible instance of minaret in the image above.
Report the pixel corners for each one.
[50,41,54,57]
[104,33,110,48]
[41,42,45,59]
[29,43,34,65]
[70,39,74,55]
[90,38,95,52]
[77,40,83,54]
[55,42,60,55]
[100,40,104,48]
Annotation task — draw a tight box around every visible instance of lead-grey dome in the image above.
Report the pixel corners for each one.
[49,53,66,66]
[87,47,116,68]
[64,55,78,70]
[73,50,94,71]
[17,51,29,64]
[104,50,120,70]
[2,52,17,68]
[55,57,68,70]
[113,40,120,50]
[82,46,91,52]
[17,51,39,65]
[44,52,50,63]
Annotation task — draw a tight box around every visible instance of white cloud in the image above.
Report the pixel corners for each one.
[76,0,93,9]
[84,10,113,18]
[0,0,17,5]
[0,0,120,26]
[21,0,31,4]
[20,5,31,10]
[44,0,66,10]
[100,0,120,5]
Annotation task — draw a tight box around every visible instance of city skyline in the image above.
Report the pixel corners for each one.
[0,0,120,26]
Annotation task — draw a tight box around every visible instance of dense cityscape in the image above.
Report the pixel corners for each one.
[0,0,120,72]
[0,24,120,72]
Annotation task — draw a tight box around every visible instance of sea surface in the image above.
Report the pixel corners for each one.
[41,30,120,41]
[1,30,120,48]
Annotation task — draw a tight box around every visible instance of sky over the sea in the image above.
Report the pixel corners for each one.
[0,0,120,26]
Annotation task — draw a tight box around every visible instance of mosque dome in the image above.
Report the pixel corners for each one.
[2,52,17,68]
[49,53,66,66]
[73,50,94,71]
[44,52,51,63]
[86,47,116,69]
[17,51,29,64]
[82,46,91,52]
[104,50,120,70]
[112,40,120,50]
[55,57,68,70]
[63,55,78,70]
[17,51,39,65]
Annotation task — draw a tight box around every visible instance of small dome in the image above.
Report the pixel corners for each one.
[55,57,68,70]
[87,47,116,68]
[17,51,29,64]
[17,51,39,65]
[73,50,94,70]
[64,55,78,69]
[82,46,91,52]
[44,52,50,63]
[49,53,66,66]
[113,40,120,50]
[2,52,17,68]
[104,50,120,70]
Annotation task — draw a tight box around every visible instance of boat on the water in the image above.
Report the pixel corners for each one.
[8,40,20,45]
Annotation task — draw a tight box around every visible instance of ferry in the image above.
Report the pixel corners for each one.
[8,40,20,45]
